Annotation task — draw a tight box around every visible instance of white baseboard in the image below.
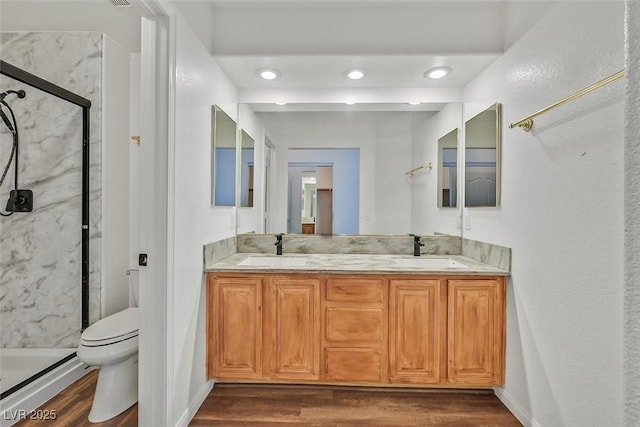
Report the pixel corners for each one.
[494,387,542,427]
[1,357,92,427]
[174,380,214,427]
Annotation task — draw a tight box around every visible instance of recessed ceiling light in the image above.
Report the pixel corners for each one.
[408,102,421,106]
[345,100,356,105]
[275,101,287,106]
[424,66,452,80]
[345,68,365,80]
[257,68,280,80]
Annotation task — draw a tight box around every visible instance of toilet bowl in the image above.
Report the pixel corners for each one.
[77,272,139,423]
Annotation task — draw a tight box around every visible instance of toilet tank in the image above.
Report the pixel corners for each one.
[128,269,140,307]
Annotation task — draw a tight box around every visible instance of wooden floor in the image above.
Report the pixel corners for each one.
[13,370,137,427]
[193,384,521,426]
[11,372,521,426]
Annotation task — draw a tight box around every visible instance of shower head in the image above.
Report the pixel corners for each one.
[0,90,25,101]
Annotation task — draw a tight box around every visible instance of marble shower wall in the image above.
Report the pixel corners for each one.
[0,32,102,348]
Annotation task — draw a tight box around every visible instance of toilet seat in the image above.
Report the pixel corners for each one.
[78,335,139,366]
[81,307,139,347]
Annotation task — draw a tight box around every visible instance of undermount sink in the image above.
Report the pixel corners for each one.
[393,258,469,269]
[238,256,308,267]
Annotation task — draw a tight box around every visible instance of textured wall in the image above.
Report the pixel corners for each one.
[625,2,640,424]
[167,8,239,424]
[0,32,102,348]
[463,2,624,426]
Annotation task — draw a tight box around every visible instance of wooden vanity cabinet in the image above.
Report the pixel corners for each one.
[207,276,263,379]
[389,279,447,384]
[207,273,505,388]
[323,277,388,383]
[263,276,321,381]
[447,279,505,385]
[388,277,505,386]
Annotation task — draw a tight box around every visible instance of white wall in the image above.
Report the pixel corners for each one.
[462,3,624,426]
[161,4,261,424]
[129,53,141,276]
[102,35,131,317]
[170,14,237,424]
[625,2,640,424]
[410,102,462,236]
[259,111,432,234]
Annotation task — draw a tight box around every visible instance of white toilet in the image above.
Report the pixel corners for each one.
[77,270,139,423]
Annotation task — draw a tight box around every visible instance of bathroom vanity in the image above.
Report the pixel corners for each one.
[205,253,508,389]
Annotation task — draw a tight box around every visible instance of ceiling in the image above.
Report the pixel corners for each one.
[0,0,142,53]
[0,0,557,111]
[174,0,556,110]
[215,54,501,89]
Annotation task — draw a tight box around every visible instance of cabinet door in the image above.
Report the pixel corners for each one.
[447,279,504,385]
[266,277,321,380]
[389,280,446,384]
[208,276,262,379]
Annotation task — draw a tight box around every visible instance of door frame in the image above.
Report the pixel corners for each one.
[131,1,174,425]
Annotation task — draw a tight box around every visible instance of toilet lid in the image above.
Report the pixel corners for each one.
[82,307,139,342]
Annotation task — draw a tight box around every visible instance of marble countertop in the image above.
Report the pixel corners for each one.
[205,253,509,276]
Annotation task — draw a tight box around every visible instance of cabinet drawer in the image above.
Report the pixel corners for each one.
[325,278,384,303]
[325,348,383,382]
[325,307,384,342]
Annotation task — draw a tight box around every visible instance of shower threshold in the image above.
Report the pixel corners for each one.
[0,349,75,398]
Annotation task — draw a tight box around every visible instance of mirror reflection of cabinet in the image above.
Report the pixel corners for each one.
[240,130,255,208]
[301,172,317,234]
[437,129,458,208]
[465,103,501,208]
[316,166,333,235]
[211,105,237,207]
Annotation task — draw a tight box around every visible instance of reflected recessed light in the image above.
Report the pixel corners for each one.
[345,100,356,105]
[408,102,421,106]
[424,66,452,79]
[257,68,280,80]
[345,68,365,80]
[275,101,287,106]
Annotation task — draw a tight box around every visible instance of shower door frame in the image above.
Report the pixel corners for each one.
[0,60,91,398]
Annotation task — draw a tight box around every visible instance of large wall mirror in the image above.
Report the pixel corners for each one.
[248,102,463,236]
[240,129,255,208]
[437,128,458,208]
[211,105,237,206]
[465,102,501,207]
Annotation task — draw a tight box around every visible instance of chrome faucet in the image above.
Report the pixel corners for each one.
[409,234,425,256]
[274,233,284,255]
